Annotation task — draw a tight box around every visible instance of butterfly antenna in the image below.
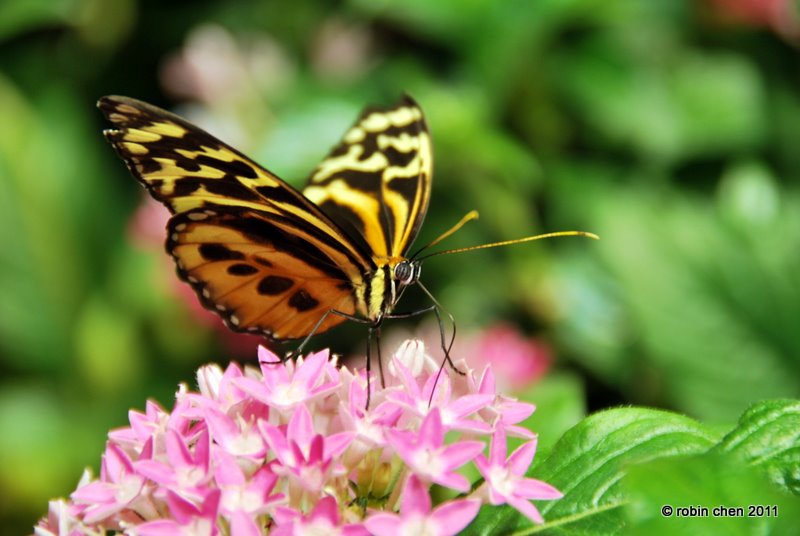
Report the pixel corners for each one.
[410,210,480,260]
[416,230,599,261]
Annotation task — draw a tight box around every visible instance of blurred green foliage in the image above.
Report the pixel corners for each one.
[2,0,799,531]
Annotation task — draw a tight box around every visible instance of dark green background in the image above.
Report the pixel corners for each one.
[2,0,799,532]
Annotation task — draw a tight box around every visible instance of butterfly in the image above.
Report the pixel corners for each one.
[99,95,596,363]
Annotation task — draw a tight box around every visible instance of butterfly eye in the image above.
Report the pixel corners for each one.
[394,261,420,286]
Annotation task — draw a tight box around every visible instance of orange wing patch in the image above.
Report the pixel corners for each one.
[168,208,357,340]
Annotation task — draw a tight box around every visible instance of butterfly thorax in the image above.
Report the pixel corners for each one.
[355,258,422,322]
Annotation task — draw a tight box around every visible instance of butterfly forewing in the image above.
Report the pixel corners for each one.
[303,95,432,259]
[99,95,378,340]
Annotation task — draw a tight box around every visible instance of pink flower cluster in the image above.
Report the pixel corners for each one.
[36,340,561,535]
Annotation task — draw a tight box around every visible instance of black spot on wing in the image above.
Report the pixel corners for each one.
[257,275,294,295]
[198,244,245,262]
[288,289,319,312]
[227,263,259,276]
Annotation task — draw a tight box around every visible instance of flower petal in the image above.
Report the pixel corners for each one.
[507,495,544,524]
[400,475,432,516]
[515,478,563,500]
[507,438,537,476]
[364,512,402,536]
[430,498,481,536]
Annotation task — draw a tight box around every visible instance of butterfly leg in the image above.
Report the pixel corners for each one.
[365,327,373,408]
[375,324,385,388]
[387,304,464,408]
[285,308,370,361]
[386,305,464,375]
[363,321,389,408]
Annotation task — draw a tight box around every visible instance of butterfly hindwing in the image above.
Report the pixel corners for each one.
[303,95,432,259]
[99,95,377,340]
[168,207,357,339]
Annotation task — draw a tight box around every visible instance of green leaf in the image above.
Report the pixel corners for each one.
[622,400,800,532]
[466,407,717,535]
[466,401,800,534]
[624,454,800,535]
[713,400,800,496]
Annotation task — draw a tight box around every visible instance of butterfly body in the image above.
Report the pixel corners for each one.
[356,258,422,322]
[100,95,431,342]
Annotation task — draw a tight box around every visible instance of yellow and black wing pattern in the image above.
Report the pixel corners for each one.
[98,95,431,341]
[99,96,376,340]
[303,95,432,260]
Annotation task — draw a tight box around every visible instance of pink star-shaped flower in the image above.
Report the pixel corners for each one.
[259,405,354,495]
[235,347,339,411]
[214,450,283,533]
[35,498,87,536]
[193,362,253,413]
[135,489,221,536]
[134,427,212,504]
[71,442,147,524]
[337,374,403,448]
[365,475,480,536]
[474,428,562,523]
[108,400,175,454]
[388,355,493,435]
[202,405,266,459]
[272,496,368,536]
[385,408,484,492]
[472,367,537,439]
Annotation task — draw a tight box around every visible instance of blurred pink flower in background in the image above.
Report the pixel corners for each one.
[472,324,552,392]
[161,24,294,106]
[706,0,800,40]
[127,195,172,249]
[35,341,562,534]
[383,321,552,393]
[310,18,375,84]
